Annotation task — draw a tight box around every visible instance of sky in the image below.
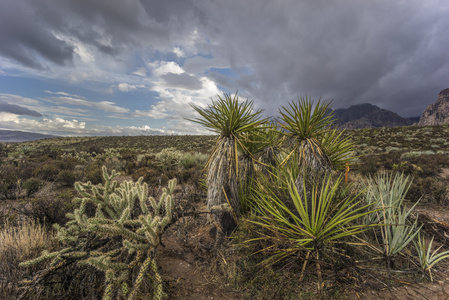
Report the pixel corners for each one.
[0,0,448,136]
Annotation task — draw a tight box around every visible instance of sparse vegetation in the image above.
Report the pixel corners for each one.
[1,98,449,299]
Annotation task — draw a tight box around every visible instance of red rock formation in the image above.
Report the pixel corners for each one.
[418,88,449,126]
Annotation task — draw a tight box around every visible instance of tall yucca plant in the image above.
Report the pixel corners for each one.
[278,96,355,190]
[237,124,278,212]
[188,93,266,216]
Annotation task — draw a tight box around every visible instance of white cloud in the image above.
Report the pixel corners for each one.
[132,67,147,77]
[0,113,86,134]
[44,93,129,114]
[0,112,20,123]
[117,83,145,92]
[150,61,184,76]
[0,93,41,106]
[173,47,185,58]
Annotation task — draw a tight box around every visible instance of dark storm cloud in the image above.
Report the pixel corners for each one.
[0,101,42,117]
[0,1,74,68]
[194,0,449,117]
[1,0,448,118]
[0,0,199,67]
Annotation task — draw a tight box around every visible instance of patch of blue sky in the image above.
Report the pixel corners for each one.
[0,75,57,99]
[112,91,159,111]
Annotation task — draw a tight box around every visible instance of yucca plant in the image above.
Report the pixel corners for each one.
[414,234,449,281]
[237,124,280,212]
[188,93,267,218]
[362,172,422,268]
[248,174,375,292]
[258,121,284,176]
[278,96,355,192]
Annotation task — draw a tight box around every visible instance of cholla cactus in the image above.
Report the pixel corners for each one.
[20,166,176,300]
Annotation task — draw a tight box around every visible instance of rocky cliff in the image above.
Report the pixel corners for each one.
[333,103,413,129]
[418,88,449,126]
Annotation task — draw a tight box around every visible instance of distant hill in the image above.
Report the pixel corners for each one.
[0,130,59,142]
[332,103,414,129]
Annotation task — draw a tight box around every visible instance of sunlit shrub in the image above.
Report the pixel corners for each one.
[155,147,183,169]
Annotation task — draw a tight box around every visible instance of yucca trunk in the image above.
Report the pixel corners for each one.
[260,145,278,176]
[295,139,333,192]
[207,135,239,215]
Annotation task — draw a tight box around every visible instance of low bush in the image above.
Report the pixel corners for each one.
[33,163,59,181]
[85,164,103,184]
[23,177,42,197]
[57,170,76,187]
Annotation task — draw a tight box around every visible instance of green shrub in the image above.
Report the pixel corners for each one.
[57,170,76,187]
[33,163,59,181]
[132,167,163,186]
[85,164,103,184]
[155,147,182,170]
[407,177,449,204]
[23,177,42,197]
[179,152,208,169]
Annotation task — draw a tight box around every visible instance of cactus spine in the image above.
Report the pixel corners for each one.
[20,166,176,300]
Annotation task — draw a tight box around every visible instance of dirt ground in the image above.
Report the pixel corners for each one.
[157,201,449,300]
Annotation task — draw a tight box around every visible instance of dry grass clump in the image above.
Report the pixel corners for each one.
[0,218,52,260]
[0,217,56,298]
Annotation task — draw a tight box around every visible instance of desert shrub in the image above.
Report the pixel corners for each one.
[26,195,74,227]
[23,177,43,197]
[0,143,9,157]
[155,147,183,170]
[124,161,138,175]
[407,177,449,204]
[0,176,17,200]
[17,164,34,181]
[407,154,449,177]
[391,161,416,175]
[32,146,59,160]
[177,167,202,185]
[377,152,402,170]
[179,152,208,169]
[132,167,163,186]
[56,157,78,171]
[33,162,60,181]
[57,170,76,187]
[16,183,76,227]
[85,164,103,184]
[356,155,379,175]
[87,144,105,155]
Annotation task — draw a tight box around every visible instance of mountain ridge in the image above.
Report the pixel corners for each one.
[0,130,59,142]
[332,103,415,129]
